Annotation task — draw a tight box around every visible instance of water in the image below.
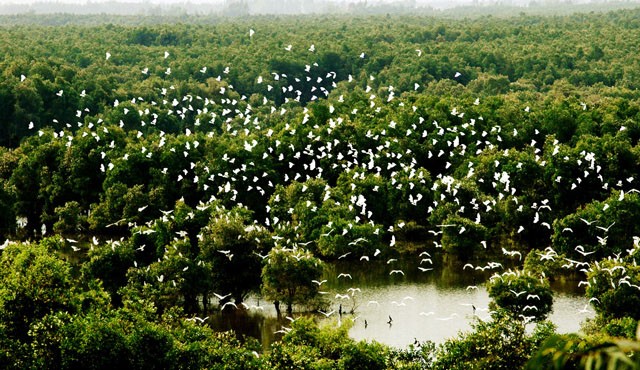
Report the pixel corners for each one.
[210,256,594,349]
[344,281,592,348]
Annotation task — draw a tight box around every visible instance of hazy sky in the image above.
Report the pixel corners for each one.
[0,0,603,11]
[0,0,453,4]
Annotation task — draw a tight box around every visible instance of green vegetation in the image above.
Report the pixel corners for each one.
[435,310,556,370]
[487,271,553,322]
[261,248,324,315]
[1,7,640,369]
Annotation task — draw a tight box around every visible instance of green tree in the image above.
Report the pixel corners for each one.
[0,179,16,235]
[53,200,85,235]
[0,239,76,342]
[523,248,567,281]
[82,240,136,307]
[526,332,640,370]
[552,191,640,260]
[28,306,265,370]
[441,214,488,260]
[487,271,553,322]
[434,310,555,370]
[267,318,388,370]
[199,209,272,305]
[261,248,324,315]
[585,258,640,320]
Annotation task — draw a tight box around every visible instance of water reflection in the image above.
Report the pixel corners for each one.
[209,310,281,349]
[209,256,594,350]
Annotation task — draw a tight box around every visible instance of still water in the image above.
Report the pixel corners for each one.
[210,256,594,349]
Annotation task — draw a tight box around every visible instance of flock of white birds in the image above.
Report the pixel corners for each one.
[5,28,640,336]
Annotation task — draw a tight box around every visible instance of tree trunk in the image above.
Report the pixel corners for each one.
[274,300,281,317]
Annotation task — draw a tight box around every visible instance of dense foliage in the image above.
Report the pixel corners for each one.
[487,271,553,322]
[2,7,640,369]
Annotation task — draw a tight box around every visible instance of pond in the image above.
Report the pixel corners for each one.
[209,256,594,349]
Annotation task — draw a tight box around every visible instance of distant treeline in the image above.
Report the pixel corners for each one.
[2,0,640,19]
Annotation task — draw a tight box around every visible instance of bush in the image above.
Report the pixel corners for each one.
[487,271,553,322]
[441,214,487,260]
[434,310,556,370]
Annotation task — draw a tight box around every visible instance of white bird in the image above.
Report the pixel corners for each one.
[578,304,592,314]
[318,309,335,317]
[389,270,405,276]
[338,252,351,259]
[436,313,459,321]
[221,301,237,310]
[502,247,522,260]
[575,245,596,256]
[349,237,368,245]
[213,292,231,300]
[580,218,597,226]
[519,314,536,323]
[596,236,608,246]
[596,222,615,233]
